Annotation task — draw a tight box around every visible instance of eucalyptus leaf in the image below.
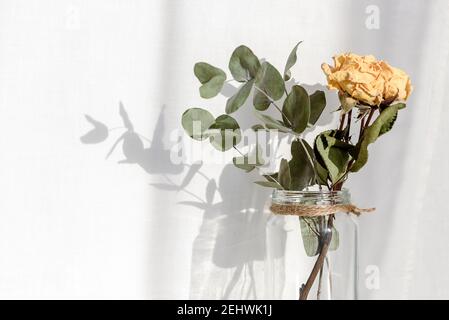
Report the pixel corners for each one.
[255,113,290,133]
[232,144,265,172]
[309,90,326,125]
[251,124,266,131]
[253,90,271,111]
[263,173,279,183]
[278,159,291,190]
[289,139,315,190]
[255,62,285,101]
[194,62,226,99]
[225,79,254,114]
[229,45,261,82]
[350,104,399,172]
[208,114,241,151]
[329,225,339,251]
[283,41,302,81]
[299,217,319,257]
[181,108,215,141]
[254,181,282,189]
[282,85,310,133]
[233,159,256,172]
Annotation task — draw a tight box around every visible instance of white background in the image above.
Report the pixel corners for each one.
[0,0,448,299]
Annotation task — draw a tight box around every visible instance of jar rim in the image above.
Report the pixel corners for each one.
[271,188,351,205]
[272,188,350,196]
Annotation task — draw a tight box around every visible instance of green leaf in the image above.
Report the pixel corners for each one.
[233,159,255,172]
[329,226,339,251]
[339,93,358,114]
[229,45,261,82]
[263,173,279,183]
[289,139,315,190]
[208,115,241,151]
[299,217,320,257]
[309,90,326,125]
[278,159,291,190]
[300,218,339,256]
[394,103,406,110]
[350,104,399,172]
[254,181,282,189]
[283,41,302,81]
[194,62,226,99]
[232,144,265,172]
[225,79,254,114]
[255,62,285,101]
[181,108,215,141]
[381,102,406,112]
[251,124,266,131]
[315,131,355,184]
[379,111,398,136]
[253,90,271,111]
[255,112,290,133]
[315,160,329,185]
[282,85,310,133]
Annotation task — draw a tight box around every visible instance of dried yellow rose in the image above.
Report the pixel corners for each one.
[321,53,412,106]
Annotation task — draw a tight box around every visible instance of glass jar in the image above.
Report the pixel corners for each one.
[265,189,359,300]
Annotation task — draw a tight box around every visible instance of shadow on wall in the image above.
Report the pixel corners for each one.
[80,79,336,298]
[81,102,183,175]
[180,165,277,299]
[80,102,214,200]
[80,102,277,299]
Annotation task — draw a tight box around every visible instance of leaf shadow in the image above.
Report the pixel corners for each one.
[81,102,184,176]
[182,163,287,299]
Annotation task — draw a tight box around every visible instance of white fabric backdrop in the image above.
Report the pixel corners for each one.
[0,0,448,299]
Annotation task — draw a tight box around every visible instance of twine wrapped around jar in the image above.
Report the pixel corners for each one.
[269,203,375,217]
[270,189,375,217]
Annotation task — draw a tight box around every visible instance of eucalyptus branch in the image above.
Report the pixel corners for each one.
[265,174,285,189]
[233,145,285,190]
[302,217,321,237]
[233,145,245,157]
[254,86,281,109]
[254,85,293,128]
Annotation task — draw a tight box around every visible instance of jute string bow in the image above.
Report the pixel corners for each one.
[270,203,375,217]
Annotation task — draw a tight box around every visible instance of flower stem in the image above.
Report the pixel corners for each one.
[299,216,334,300]
[299,114,347,300]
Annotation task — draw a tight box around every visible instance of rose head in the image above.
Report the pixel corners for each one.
[321,53,412,106]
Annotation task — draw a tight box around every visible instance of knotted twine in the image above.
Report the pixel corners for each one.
[270,203,375,217]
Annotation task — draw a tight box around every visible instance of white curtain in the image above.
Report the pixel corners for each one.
[0,0,448,299]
